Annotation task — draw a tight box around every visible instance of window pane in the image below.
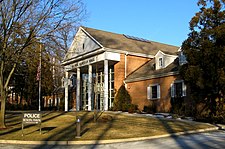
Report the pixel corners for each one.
[175,82,182,97]
[159,58,163,67]
[152,86,157,98]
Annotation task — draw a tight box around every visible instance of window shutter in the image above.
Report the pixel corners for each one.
[171,83,175,98]
[182,81,187,96]
[157,85,160,98]
[147,86,151,99]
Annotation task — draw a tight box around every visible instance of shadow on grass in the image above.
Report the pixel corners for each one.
[0,111,66,136]
[90,111,121,149]
[33,111,79,149]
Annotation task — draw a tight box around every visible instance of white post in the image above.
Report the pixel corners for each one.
[64,71,69,111]
[88,65,92,111]
[109,68,112,108]
[76,68,81,111]
[104,60,109,111]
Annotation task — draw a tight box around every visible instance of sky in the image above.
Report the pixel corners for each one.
[82,0,200,47]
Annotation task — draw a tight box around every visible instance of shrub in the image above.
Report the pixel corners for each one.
[113,84,132,112]
[128,104,138,113]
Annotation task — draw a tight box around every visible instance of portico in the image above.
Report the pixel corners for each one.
[63,51,119,111]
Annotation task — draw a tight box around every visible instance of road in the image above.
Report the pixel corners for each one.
[0,130,225,149]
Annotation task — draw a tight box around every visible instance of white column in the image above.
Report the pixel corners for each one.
[88,65,92,111]
[104,60,109,110]
[64,71,69,111]
[76,68,81,111]
[109,68,112,108]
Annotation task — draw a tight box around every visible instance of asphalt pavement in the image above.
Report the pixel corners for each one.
[0,130,225,149]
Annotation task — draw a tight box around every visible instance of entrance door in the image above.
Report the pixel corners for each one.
[94,72,104,110]
[81,74,88,110]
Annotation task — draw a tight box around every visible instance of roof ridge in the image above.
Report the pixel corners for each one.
[80,26,179,55]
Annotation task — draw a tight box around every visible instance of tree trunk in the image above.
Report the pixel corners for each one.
[0,92,6,128]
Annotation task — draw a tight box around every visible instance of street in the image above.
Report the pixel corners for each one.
[0,130,225,149]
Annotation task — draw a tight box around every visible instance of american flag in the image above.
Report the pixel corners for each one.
[36,64,41,81]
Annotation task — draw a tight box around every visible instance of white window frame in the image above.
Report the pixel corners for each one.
[171,80,186,98]
[147,84,160,100]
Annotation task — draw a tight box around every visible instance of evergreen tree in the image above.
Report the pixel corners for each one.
[180,0,225,122]
[113,84,132,111]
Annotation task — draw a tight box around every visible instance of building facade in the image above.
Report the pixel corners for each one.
[62,26,186,112]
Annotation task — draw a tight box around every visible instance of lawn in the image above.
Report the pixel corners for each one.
[0,111,215,141]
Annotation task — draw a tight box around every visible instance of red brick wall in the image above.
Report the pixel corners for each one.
[114,54,151,93]
[126,75,179,112]
[126,55,150,76]
[114,54,125,93]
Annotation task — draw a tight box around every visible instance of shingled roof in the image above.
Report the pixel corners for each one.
[125,58,179,83]
[82,26,179,56]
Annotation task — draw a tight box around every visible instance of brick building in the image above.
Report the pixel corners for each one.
[62,26,187,112]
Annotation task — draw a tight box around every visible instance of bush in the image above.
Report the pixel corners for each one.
[113,84,132,112]
[128,104,138,113]
[171,97,185,115]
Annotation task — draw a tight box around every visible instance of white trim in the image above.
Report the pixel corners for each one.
[104,48,155,58]
[157,85,161,99]
[155,50,178,58]
[80,27,104,48]
[147,86,151,100]
[62,48,105,65]
[171,83,175,98]
[182,81,187,97]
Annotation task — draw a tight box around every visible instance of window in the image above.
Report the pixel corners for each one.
[147,84,160,99]
[171,80,186,98]
[82,43,85,50]
[159,57,163,67]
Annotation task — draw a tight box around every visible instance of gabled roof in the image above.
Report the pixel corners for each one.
[125,58,179,83]
[82,26,179,56]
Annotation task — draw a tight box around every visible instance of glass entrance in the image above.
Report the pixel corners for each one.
[81,74,88,110]
[95,72,104,110]
[80,65,115,111]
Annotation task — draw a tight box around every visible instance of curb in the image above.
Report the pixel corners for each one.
[0,126,221,145]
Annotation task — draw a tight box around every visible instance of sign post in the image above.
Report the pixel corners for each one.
[22,112,42,136]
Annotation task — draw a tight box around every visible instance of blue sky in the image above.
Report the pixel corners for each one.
[83,0,200,47]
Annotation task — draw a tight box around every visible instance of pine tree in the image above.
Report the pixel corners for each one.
[113,84,132,111]
[180,0,225,122]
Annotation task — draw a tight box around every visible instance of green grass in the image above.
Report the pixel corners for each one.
[0,111,215,141]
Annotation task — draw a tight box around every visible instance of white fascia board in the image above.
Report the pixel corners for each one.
[80,27,104,48]
[155,50,178,58]
[178,47,182,52]
[105,52,120,61]
[104,48,155,58]
[62,48,105,65]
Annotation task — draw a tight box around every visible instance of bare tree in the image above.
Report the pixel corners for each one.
[0,0,86,128]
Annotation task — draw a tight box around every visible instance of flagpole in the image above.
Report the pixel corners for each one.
[38,43,42,112]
